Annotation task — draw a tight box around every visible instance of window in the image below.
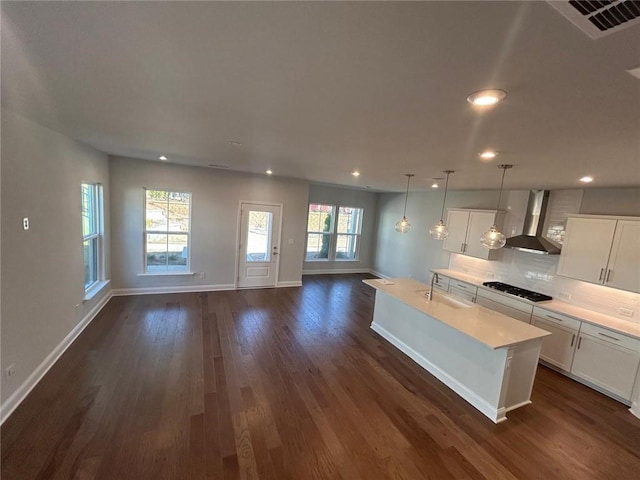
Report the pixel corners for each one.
[81,183,103,291]
[305,203,363,261]
[144,189,191,273]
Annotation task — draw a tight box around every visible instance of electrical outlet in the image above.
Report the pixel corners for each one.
[619,308,634,318]
[486,272,495,279]
[199,272,206,279]
[5,364,16,381]
[22,217,29,230]
[559,292,572,300]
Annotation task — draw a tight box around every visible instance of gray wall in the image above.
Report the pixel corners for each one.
[303,184,378,273]
[1,109,111,404]
[580,188,640,216]
[109,157,309,290]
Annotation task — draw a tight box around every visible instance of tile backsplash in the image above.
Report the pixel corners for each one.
[449,251,640,324]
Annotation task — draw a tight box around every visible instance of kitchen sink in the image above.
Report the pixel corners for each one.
[415,290,474,309]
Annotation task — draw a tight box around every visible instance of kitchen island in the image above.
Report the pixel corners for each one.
[364,277,551,423]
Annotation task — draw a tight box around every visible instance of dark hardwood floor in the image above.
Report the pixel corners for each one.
[2,274,639,479]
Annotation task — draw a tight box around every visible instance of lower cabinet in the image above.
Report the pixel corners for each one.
[475,289,533,323]
[571,323,640,401]
[448,279,477,303]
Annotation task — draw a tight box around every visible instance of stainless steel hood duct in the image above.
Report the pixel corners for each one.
[505,190,561,255]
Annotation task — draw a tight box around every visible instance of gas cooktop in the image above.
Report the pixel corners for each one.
[482,281,553,303]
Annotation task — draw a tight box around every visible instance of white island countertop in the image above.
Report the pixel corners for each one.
[363,278,550,350]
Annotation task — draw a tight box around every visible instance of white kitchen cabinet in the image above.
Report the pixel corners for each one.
[475,289,533,323]
[448,279,477,303]
[531,307,581,372]
[557,215,640,293]
[571,323,640,402]
[442,209,504,260]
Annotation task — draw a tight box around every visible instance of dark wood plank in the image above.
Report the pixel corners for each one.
[2,274,640,479]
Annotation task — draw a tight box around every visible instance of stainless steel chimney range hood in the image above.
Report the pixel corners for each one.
[504,190,562,255]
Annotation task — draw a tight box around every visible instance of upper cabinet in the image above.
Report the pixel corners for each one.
[557,215,640,293]
[442,209,504,260]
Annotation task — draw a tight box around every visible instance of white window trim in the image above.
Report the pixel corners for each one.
[305,204,363,262]
[82,183,104,292]
[143,188,192,274]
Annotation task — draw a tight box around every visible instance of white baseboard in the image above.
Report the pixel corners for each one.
[0,290,113,425]
[112,283,236,296]
[276,281,302,288]
[302,267,371,275]
[368,269,389,279]
[629,401,640,419]
[371,322,504,423]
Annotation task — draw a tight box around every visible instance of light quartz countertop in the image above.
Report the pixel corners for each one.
[433,268,640,340]
[363,277,550,350]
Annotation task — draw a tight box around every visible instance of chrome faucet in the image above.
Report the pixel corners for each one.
[428,272,439,300]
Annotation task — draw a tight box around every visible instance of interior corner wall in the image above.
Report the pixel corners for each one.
[1,109,111,406]
[303,184,378,274]
[109,157,309,291]
[372,189,508,281]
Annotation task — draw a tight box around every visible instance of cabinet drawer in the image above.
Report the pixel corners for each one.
[449,286,477,303]
[476,296,532,323]
[580,323,640,352]
[433,276,450,292]
[449,280,477,292]
[532,318,577,371]
[477,288,533,314]
[532,307,581,332]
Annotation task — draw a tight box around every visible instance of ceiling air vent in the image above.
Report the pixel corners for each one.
[548,0,640,38]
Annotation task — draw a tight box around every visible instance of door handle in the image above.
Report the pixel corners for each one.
[570,334,575,347]
[598,268,605,282]
[577,336,582,350]
[606,269,612,283]
[461,243,465,253]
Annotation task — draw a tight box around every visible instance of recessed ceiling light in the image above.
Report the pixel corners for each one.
[266,169,273,175]
[352,170,360,177]
[158,155,168,161]
[228,141,242,147]
[431,183,439,188]
[479,151,498,160]
[580,176,594,183]
[467,89,507,106]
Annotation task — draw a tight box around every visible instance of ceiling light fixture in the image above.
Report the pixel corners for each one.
[480,164,513,250]
[158,155,168,161]
[395,174,414,234]
[430,170,454,240]
[579,176,594,183]
[431,183,439,188]
[467,89,507,106]
[228,141,242,147]
[266,169,273,175]
[352,170,361,177]
[479,151,498,160]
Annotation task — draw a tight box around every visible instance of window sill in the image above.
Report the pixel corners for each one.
[138,272,196,277]
[84,280,111,301]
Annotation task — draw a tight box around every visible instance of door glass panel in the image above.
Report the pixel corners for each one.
[246,210,272,262]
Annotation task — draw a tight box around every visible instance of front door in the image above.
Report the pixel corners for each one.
[237,203,281,288]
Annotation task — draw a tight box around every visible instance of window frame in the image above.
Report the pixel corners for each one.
[305,203,363,262]
[143,188,192,274]
[81,183,103,292]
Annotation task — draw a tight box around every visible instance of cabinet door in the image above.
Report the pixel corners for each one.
[571,334,640,401]
[442,210,469,254]
[464,211,498,259]
[606,220,640,293]
[557,217,617,284]
[531,318,577,371]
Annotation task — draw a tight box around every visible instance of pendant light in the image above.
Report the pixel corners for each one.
[480,164,512,249]
[430,170,454,240]
[395,174,414,233]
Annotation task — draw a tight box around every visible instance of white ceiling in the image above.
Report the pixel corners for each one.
[2,1,639,192]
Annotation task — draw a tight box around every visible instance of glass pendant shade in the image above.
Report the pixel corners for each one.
[480,224,506,249]
[430,220,449,240]
[430,170,454,240]
[480,164,512,250]
[395,216,412,233]
[396,174,414,234]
